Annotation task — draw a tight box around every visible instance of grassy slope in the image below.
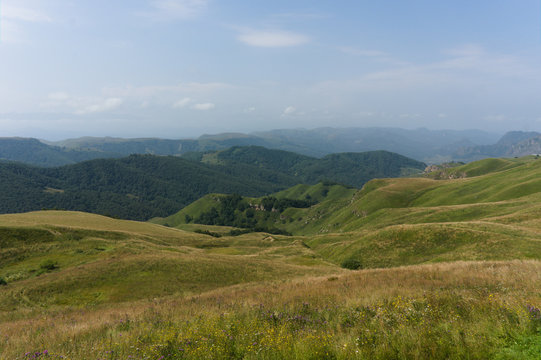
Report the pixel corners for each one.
[2,260,541,359]
[160,156,541,270]
[151,183,357,228]
[271,157,541,268]
[3,156,541,358]
[0,211,338,312]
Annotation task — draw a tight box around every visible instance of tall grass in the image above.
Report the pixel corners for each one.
[2,261,541,359]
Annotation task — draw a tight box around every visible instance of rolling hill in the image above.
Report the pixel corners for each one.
[160,155,541,268]
[185,146,425,185]
[3,156,541,358]
[0,147,425,220]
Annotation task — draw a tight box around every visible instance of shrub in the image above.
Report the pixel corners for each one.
[0,277,7,286]
[341,258,362,270]
[40,259,58,271]
[194,229,222,238]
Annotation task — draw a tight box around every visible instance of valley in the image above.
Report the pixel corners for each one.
[4,2,539,358]
[1,154,541,359]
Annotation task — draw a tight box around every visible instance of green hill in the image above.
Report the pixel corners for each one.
[161,156,541,269]
[0,155,298,220]
[187,146,426,187]
[0,211,337,310]
[152,182,357,234]
[4,157,541,358]
[0,147,424,220]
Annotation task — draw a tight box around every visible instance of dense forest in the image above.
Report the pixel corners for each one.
[187,146,426,186]
[190,194,313,234]
[0,147,425,220]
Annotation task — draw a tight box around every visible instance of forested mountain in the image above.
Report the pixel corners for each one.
[51,128,499,163]
[6,128,541,168]
[0,147,425,220]
[0,138,118,167]
[189,146,425,186]
[0,128,501,167]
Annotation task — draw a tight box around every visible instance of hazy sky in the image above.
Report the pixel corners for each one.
[1,0,541,139]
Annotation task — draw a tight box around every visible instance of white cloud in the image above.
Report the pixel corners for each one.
[282,106,296,116]
[399,113,421,119]
[42,93,124,115]
[75,98,123,115]
[1,2,52,43]
[238,30,309,48]
[358,111,376,118]
[314,45,539,95]
[338,47,386,57]
[2,4,52,23]
[337,46,406,66]
[443,44,485,58]
[192,102,215,110]
[103,82,232,98]
[144,0,208,21]
[244,107,256,113]
[1,20,22,43]
[48,92,70,101]
[484,114,507,122]
[173,97,193,108]
[271,12,329,20]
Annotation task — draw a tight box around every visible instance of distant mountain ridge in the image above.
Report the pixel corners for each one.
[452,131,541,160]
[0,137,119,167]
[0,127,504,167]
[4,128,541,167]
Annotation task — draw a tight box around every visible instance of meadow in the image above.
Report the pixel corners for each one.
[2,260,541,359]
[2,156,541,359]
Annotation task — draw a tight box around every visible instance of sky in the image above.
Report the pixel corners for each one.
[1,0,541,140]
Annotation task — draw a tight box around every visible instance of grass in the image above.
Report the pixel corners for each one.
[3,156,541,358]
[2,261,541,359]
[0,211,338,312]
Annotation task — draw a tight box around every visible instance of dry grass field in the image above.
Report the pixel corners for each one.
[2,261,541,359]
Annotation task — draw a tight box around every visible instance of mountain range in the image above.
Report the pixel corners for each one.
[0,127,508,167]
